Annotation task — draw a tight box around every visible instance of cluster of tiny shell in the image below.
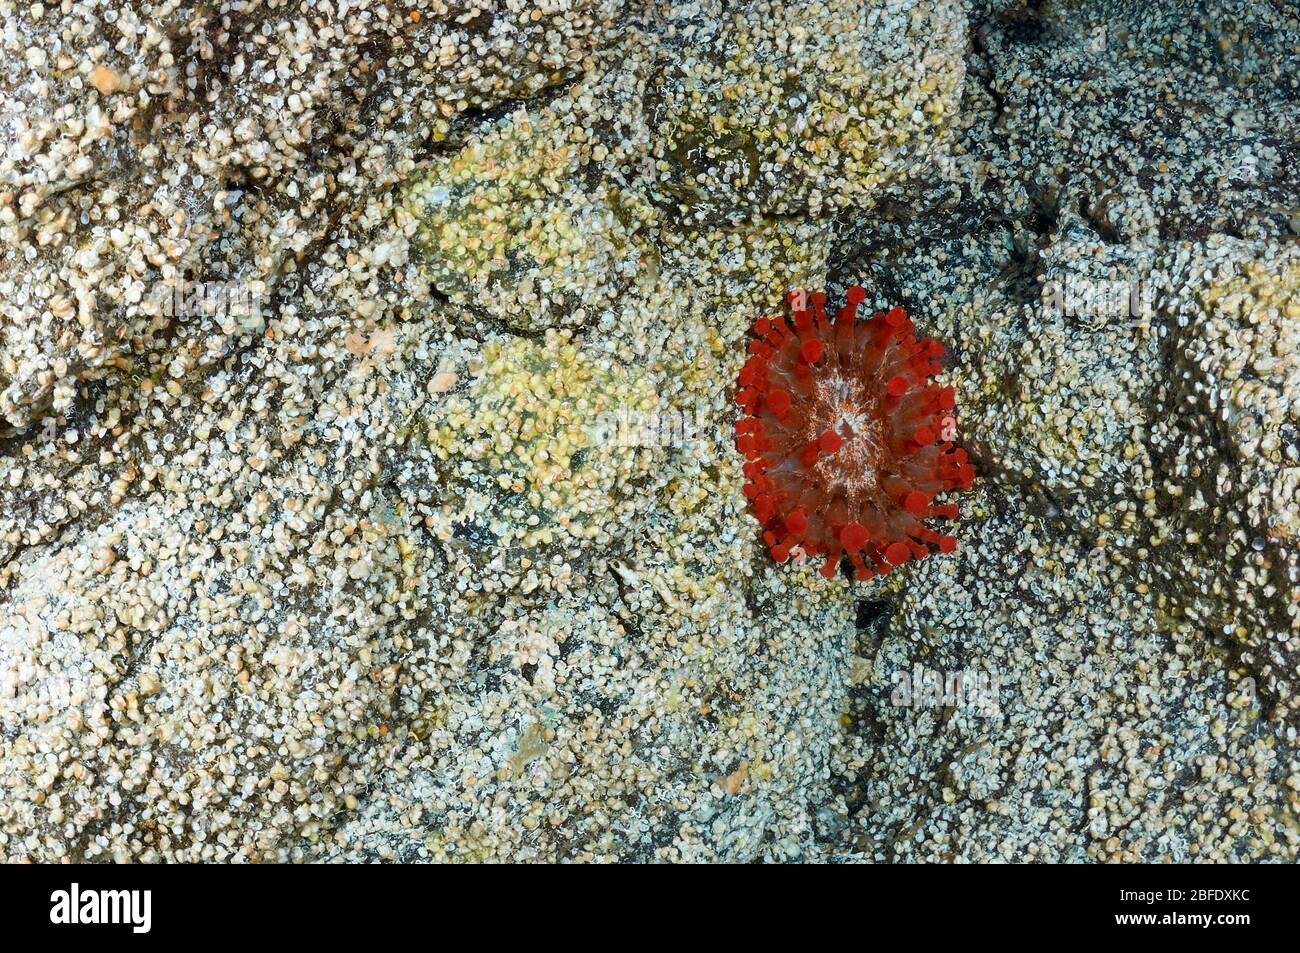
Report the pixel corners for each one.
[1,0,969,862]
[402,42,657,332]
[650,0,966,219]
[3,0,1299,865]
[823,0,1300,861]
[422,330,664,549]
[0,0,623,431]
[836,484,1294,861]
[1142,243,1300,723]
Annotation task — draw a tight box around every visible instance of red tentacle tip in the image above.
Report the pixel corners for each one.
[884,542,911,565]
[840,523,869,552]
[903,491,930,516]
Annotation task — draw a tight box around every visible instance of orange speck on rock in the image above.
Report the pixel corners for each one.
[722,760,749,795]
[90,64,122,95]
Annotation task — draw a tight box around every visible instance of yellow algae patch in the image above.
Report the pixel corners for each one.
[1195,258,1300,542]
[403,103,654,331]
[426,330,662,547]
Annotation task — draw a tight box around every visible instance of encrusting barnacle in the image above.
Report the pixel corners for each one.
[735,286,975,580]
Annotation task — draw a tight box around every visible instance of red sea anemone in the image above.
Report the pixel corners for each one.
[734,287,975,581]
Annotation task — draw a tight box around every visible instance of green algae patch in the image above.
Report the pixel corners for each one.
[424,331,663,548]
[402,107,655,332]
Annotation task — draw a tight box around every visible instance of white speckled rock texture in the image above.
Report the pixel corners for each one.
[1,0,1298,863]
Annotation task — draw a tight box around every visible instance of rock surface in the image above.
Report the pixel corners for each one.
[1,0,1297,862]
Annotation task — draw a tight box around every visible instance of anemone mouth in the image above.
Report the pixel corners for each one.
[734,287,975,581]
[806,371,888,505]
